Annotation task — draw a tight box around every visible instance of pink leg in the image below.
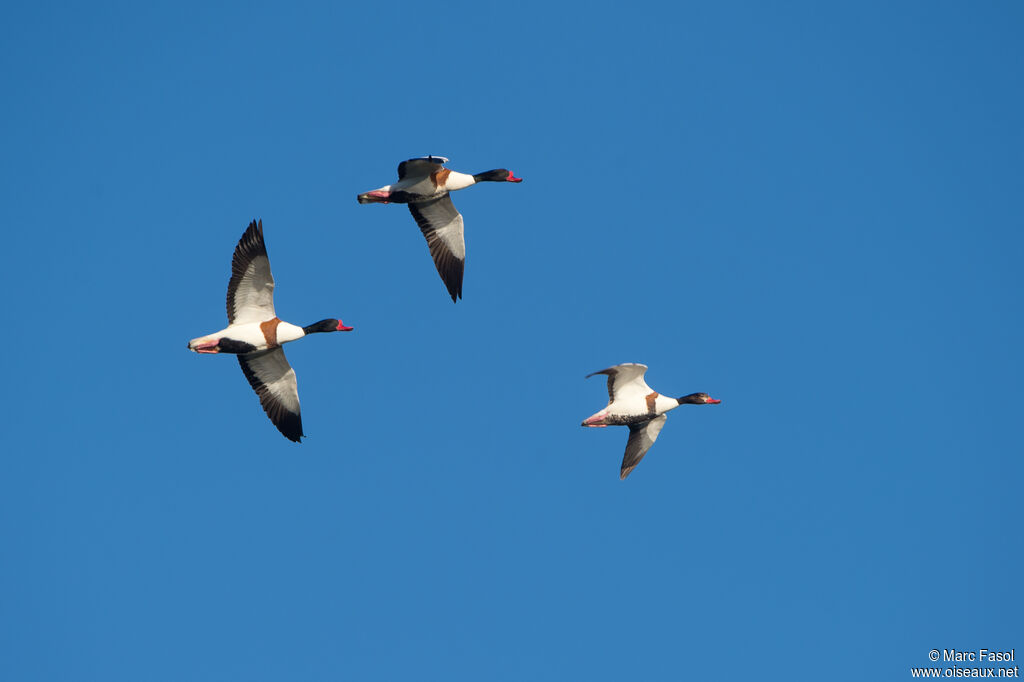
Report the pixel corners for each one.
[582,413,609,427]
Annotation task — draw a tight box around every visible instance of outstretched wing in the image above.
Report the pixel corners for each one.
[586,363,651,405]
[408,195,465,302]
[238,348,303,442]
[397,156,449,180]
[621,415,667,479]
[226,219,276,324]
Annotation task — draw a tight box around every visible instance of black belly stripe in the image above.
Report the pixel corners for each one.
[604,414,650,427]
[388,190,421,203]
[218,339,258,354]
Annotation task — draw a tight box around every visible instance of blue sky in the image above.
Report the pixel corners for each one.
[1,2,1021,680]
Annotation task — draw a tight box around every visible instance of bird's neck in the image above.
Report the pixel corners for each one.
[445,171,477,191]
[302,320,332,335]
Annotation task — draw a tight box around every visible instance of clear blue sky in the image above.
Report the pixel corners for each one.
[1,2,1021,680]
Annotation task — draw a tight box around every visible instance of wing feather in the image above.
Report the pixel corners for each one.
[226,220,276,324]
[397,156,449,180]
[620,415,667,479]
[586,363,651,405]
[408,195,465,302]
[237,348,303,442]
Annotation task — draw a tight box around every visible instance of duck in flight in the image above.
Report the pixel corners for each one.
[188,219,353,442]
[357,156,522,302]
[582,363,721,479]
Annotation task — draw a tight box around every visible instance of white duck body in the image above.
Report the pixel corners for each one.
[611,393,681,420]
[358,157,477,203]
[581,363,721,480]
[582,363,678,426]
[188,319,306,354]
[357,156,523,302]
[369,169,477,198]
[187,220,353,442]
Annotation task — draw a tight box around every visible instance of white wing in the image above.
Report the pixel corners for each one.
[408,195,466,302]
[586,363,652,405]
[237,348,302,442]
[226,220,276,324]
[621,415,667,479]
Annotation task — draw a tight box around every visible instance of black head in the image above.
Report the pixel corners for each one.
[677,392,721,405]
[302,318,354,335]
[472,169,523,183]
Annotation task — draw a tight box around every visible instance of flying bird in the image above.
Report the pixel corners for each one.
[188,219,353,442]
[581,363,721,479]
[357,156,522,302]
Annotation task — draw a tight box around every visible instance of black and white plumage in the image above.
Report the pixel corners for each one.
[408,194,465,301]
[225,220,276,324]
[188,220,353,442]
[357,156,522,302]
[237,348,302,441]
[623,415,668,480]
[581,363,721,479]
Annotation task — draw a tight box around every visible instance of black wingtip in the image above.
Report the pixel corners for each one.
[275,411,304,443]
[443,276,462,302]
[242,219,262,240]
